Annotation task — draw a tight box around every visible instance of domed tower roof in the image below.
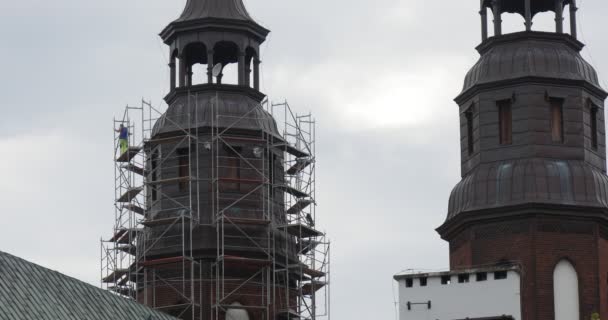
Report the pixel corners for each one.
[175,0,255,22]
[461,33,601,94]
[441,0,608,232]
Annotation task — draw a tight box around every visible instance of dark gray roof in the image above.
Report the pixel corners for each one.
[175,0,255,22]
[463,33,600,93]
[447,159,608,220]
[0,251,178,320]
[482,0,571,17]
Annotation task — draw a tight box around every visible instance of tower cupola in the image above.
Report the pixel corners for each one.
[160,0,269,96]
[480,0,578,40]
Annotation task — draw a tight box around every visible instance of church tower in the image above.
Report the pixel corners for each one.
[437,1,608,319]
[102,1,329,320]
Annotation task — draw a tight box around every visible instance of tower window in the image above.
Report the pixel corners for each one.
[498,100,512,145]
[465,109,474,155]
[441,275,451,285]
[458,274,470,283]
[177,148,189,191]
[494,271,508,280]
[550,98,564,143]
[405,278,413,288]
[591,105,599,150]
[222,146,242,191]
[419,277,427,287]
[476,272,487,282]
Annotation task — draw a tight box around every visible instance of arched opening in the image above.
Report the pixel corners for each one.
[245,47,257,89]
[170,49,179,90]
[553,260,580,320]
[501,12,525,34]
[213,41,240,85]
[183,42,209,86]
[532,11,557,32]
[226,302,250,320]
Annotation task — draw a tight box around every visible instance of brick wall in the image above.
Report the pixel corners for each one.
[449,217,605,320]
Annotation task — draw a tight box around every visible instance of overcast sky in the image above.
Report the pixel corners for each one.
[1,0,608,319]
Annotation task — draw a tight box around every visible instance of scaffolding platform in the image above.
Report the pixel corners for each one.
[102,269,129,283]
[147,176,190,185]
[276,184,309,198]
[289,264,325,279]
[140,256,186,267]
[123,203,144,215]
[286,199,314,215]
[301,280,327,296]
[116,147,142,163]
[141,216,191,227]
[117,244,136,255]
[222,135,267,144]
[108,286,134,297]
[222,255,272,268]
[218,177,264,185]
[279,224,323,238]
[298,239,321,255]
[121,163,145,176]
[286,158,313,175]
[224,217,272,226]
[274,143,310,158]
[109,228,141,244]
[116,187,143,203]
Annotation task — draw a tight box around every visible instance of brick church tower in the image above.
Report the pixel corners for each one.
[102,1,329,320]
[437,1,608,319]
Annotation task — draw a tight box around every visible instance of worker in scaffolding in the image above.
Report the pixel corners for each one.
[115,123,129,155]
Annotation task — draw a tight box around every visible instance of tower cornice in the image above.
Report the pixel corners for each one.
[476,31,584,54]
[160,18,270,45]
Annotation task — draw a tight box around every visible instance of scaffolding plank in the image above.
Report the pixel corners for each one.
[121,163,145,176]
[116,228,142,244]
[280,224,323,238]
[224,217,271,226]
[140,256,185,267]
[102,269,128,283]
[300,280,327,296]
[223,255,272,267]
[275,143,310,158]
[286,199,313,215]
[276,185,308,198]
[286,158,313,175]
[148,176,190,185]
[141,216,190,227]
[116,147,142,163]
[298,240,321,255]
[109,229,127,242]
[123,203,144,215]
[117,244,136,255]
[117,187,143,203]
[219,177,264,185]
[108,286,134,297]
[223,136,266,144]
[288,264,325,279]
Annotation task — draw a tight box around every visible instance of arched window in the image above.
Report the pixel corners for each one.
[226,302,250,320]
[213,41,240,85]
[553,260,580,320]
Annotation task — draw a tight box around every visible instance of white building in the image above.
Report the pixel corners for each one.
[394,266,521,320]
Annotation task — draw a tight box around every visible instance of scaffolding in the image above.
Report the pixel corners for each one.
[101,96,330,320]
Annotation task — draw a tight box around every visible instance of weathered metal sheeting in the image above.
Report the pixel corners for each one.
[0,251,178,320]
[447,159,608,220]
[176,0,254,23]
[463,36,600,92]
